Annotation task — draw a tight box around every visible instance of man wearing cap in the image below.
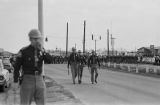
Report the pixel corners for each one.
[77,50,86,84]
[13,29,52,105]
[88,50,100,84]
[68,47,78,84]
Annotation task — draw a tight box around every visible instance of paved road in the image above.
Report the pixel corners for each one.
[45,64,160,105]
[1,64,160,105]
[0,71,83,105]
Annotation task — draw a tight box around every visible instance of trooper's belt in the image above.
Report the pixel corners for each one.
[23,71,42,75]
[90,64,98,67]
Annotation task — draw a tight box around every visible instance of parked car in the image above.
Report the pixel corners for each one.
[0,59,10,91]
[2,57,13,73]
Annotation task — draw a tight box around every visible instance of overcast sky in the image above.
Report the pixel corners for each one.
[0,0,160,53]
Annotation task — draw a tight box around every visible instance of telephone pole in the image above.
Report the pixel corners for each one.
[66,22,69,56]
[92,34,101,54]
[95,40,97,53]
[83,20,86,54]
[111,34,113,55]
[107,29,109,56]
[38,0,44,75]
[111,34,116,56]
[38,0,43,38]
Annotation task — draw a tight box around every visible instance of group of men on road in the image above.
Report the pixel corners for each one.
[68,47,100,84]
[12,28,101,105]
[13,29,52,105]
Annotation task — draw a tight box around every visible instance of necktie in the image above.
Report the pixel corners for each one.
[93,56,95,64]
[34,48,38,67]
[73,54,75,61]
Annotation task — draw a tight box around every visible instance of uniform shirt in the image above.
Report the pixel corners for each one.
[68,53,78,67]
[77,55,86,65]
[14,45,52,83]
[88,55,100,67]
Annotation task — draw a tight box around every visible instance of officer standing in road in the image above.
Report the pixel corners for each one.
[68,47,78,84]
[13,29,52,105]
[88,50,100,84]
[77,50,86,84]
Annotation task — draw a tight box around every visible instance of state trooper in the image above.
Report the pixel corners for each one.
[77,50,86,84]
[13,29,52,105]
[88,50,100,84]
[68,47,78,84]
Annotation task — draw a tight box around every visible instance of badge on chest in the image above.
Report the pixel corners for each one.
[28,57,31,61]
[35,56,39,62]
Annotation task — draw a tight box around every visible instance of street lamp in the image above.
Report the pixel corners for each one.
[45,37,48,42]
[111,34,116,56]
[92,34,101,54]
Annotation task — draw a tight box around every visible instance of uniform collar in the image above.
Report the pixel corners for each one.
[29,44,40,51]
[29,44,34,49]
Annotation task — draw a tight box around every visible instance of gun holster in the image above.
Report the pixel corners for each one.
[19,75,23,85]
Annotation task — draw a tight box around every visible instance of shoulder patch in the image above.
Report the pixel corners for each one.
[16,45,29,58]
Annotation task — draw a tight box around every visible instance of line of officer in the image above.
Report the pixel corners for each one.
[77,50,86,84]
[67,47,78,84]
[88,50,100,84]
[13,29,52,105]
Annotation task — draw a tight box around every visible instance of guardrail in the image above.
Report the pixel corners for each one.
[102,62,160,74]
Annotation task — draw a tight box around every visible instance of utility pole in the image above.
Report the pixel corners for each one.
[38,0,43,38]
[38,0,44,76]
[83,20,86,54]
[111,34,116,56]
[92,34,101,54]
[107,29,109,56]
[95,40,97,53]
[111,34,113,55]
[66,22,68,56]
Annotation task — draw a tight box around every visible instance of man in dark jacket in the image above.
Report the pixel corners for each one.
[88,50,100,84]
[77,50,86,84]
[68,47,78,84]
[13,29,52,105]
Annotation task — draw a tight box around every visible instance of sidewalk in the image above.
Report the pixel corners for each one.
[2,76,84,105]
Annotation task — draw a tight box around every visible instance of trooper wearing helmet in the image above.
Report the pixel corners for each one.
[68,47,78,84]
[13,29,52,105]
[77,50,86,84]
[88,50,100,84]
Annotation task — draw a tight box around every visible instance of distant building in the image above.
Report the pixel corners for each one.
[137,45,160,56]
[126,51,137,56]
[100,50,126,56]
[137,47,152,56]
[100,50,115,56]
[47,49,66,56]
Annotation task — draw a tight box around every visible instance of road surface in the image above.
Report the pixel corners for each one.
[0,64,160,105]
[45,64,160,105]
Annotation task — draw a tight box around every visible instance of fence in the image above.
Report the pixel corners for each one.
[102,62,160,74]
